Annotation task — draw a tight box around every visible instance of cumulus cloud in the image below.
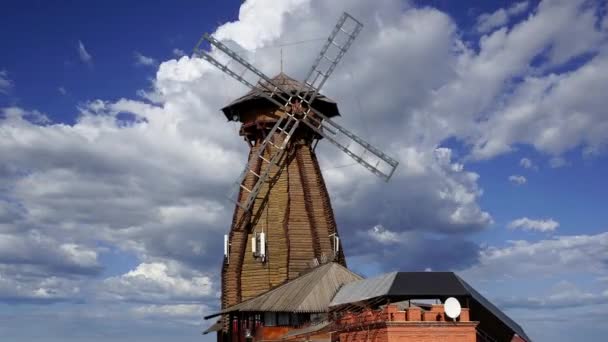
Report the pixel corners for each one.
[172,48,186,57]
[352,224,480,273]
[459,234,608,338]
[476,1,529,34]
[0,3,607,340]
[131,304,206,326]
[498,281,608,309]
[0,231,101,276]
[519,157,535,169]
[134,52,157,67]
[0,70,13,94]
[100,262,213,303]
[465,0,608,159]
[326,145,492,243]
[0,271,83,303]
[367,225,401,244]
[462,232,608,281]
[508,217,559,232]
[508,175,527,185]
[77,40,92,64]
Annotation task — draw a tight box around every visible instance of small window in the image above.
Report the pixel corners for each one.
[278,313,290,326]
[264,312,276,326]
[291,313,306,326]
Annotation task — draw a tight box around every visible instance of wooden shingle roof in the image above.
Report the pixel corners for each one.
[205,263,361,318]
[220,73,340,121]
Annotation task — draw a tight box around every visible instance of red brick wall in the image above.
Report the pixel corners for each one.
[337,304,478,342]
[339,323,477,342]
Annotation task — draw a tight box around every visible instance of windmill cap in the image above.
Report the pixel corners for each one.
[220,72,341,121]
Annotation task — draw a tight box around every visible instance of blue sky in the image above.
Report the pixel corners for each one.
[0,0,241,122]
[1,0,608,341]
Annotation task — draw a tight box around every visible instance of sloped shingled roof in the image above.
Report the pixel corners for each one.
[329,272,532,342]
[202,320,222,335]
[205,263,362,318]
[220,73,340,121]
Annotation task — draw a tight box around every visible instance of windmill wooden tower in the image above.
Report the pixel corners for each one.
[194,12,398,315]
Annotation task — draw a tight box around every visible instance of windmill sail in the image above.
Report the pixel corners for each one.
[194,12,398,212]
[297,12,363,103]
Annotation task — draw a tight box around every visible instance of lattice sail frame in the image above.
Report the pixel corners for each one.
[194,12,399,212]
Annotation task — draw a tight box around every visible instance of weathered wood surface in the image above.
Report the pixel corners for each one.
[221,108,346,317]
[221,263,362,314]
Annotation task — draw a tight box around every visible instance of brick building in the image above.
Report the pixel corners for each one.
[204,263,532,342]
[333,303,478,342]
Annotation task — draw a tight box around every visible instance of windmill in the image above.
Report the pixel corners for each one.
[194,12,398,312]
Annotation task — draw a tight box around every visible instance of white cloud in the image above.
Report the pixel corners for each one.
[463,232,608,282]
[214,0,310,50]
[172,48,186,57]
[0,70,13,94]
[508,175,527,185]
[466,0,608,159]
[507,1,530,16]
[100,262,213,303]
[77,40,92,64]
[508,217,559,232]
[476,1,529,33]
[519,157,535,169]
[131,304,205,325]
[134,52,157,67]
[58,86,67,95]
[0,272,83,303]
[476,9,508,34]
[353,222,480,273]
[0,4,606,336]
[499,281,608,309]
[0,231,101,275]
[459,232,608,339]
[367,224,402,244]
[549,156,567,168]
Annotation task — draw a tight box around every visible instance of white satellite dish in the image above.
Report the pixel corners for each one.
[444,297,461,320]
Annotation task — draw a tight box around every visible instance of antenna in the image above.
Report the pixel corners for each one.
[224,235,230,264]
[444,297,461,320]
[280,47,283,73]
[259,232,266,262]
[330,233,340,256]
[335,236,340,254]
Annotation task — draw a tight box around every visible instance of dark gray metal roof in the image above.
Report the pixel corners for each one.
[456,275,531,342]
[205,262,362,319]
[329,272,532,342]
[220,73,340,121]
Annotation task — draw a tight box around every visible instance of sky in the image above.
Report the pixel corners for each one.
[0,0,607,341]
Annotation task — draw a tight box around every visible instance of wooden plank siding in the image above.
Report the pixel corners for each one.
[310,149,347,265]
[287,145,317,279]
[221,108,347,323]
[223,143,264,306]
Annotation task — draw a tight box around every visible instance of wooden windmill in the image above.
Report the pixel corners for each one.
[194,13,398,312]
